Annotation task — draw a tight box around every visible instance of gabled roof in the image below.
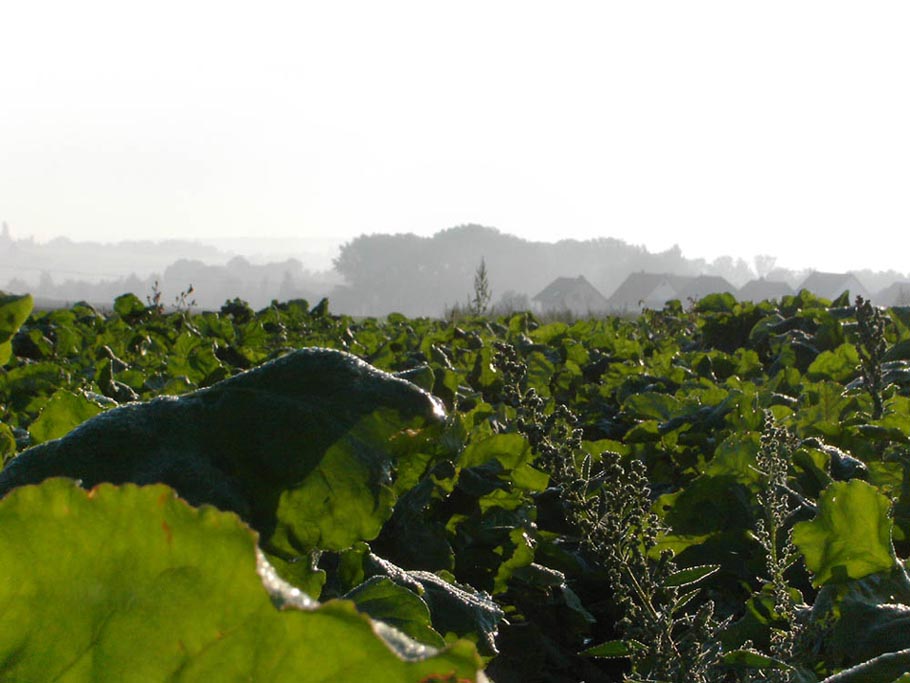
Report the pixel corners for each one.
[738,278,794,303]
[799,272,871,301]
[876,281,910,307]
[533,275,609,312]
[606,272,690,308]
[607,272,735,309]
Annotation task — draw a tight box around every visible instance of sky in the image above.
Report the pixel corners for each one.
[1,1,909,274]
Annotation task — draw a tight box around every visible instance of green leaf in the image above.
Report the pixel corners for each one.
[722,648,790,669]
[459,433,532,471]
[807,343,860,383]
[792,480,897,587]
[0,292,33,343]
[525,351,555,396]
[0,422,16,468]
[113,292,146,318]
[364,552,505,657]
[345,576,446,648]
[664,564,720,588]
[167,332,226,386]
[704,431,761,483]
[0,349,447,564]
[0,293,33,364]
[623,391,682,421]
[798,380,853,437]
[695,292,737,313]
[581,639,645,658]
[0,361,68,417]
[805,569,910,670]
[0,479,482,682]
[883,339,910,362]
[28,389,106,445]
[820,648,910,683]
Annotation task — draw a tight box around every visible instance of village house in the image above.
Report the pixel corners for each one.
[532,275,610,316]
[738,278,794,303]
[875,281,910,307]
[798,272,872,303]
[606,273,736,312]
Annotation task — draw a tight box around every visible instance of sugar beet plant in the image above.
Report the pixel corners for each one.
[5,290,910,681]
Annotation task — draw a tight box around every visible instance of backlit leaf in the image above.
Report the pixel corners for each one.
[793,480,896,587]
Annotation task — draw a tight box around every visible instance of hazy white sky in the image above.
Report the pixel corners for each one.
[1,1,908,273]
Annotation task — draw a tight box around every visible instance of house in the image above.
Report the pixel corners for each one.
[606,273,686,311]
[738,278,794,303]
[532,275,609,315]
[606,272,736,311]
[875,281,910,307]
[798,272,872,303]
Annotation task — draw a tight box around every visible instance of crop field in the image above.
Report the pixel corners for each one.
[2,290,910,682]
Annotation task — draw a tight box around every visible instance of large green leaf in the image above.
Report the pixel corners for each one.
[821,649,910,683]
[0,479,482,682]
[0,349,446,565]
[801,568,910,672]
[793,480,897,587]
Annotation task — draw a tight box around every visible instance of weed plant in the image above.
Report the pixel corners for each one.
[493,342,728,682]
[854,295,886,420]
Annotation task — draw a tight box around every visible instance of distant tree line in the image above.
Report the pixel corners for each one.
[4,223,910,316]
[329,225,706,316]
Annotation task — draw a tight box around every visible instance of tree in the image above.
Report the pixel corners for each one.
[469,258,492,315]
[754,254,777,279]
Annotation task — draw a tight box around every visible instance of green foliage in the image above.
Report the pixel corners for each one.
[28,389,106,444]
[0,479,481,681]
[0,292,33,364]
[4,291,910,680]
[0,349,448,582]
[345,576,447,648]
[793,480,896,587]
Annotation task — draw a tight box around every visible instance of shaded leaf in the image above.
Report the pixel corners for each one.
[722,648,790,670]
[821,648,910,683]
[664,564,720,588]
[581,639,645,658]
[345,576,446,648]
